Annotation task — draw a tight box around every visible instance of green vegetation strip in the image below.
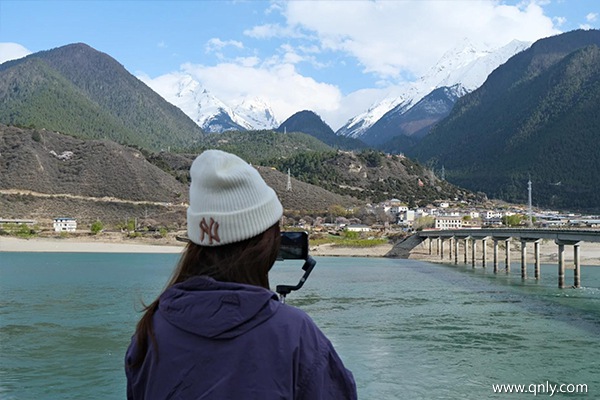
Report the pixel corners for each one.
[311,235,388,248]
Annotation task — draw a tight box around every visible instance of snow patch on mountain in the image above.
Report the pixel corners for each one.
[336,39,531,139]
[234,97,279,130]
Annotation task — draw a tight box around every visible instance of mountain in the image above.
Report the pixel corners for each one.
[234,97,279,130]
[408,29,600,211]
[0,124,189,226]
[267,149,480,205]
[366,85,467,149]
[149,151,361,214]
[187,129,334,166]
[0,43,204,151]
[336,39,531,144]
[0,125,360,226]
[277,110,367,150]
[140,73,278,133]
[162,76,249,132]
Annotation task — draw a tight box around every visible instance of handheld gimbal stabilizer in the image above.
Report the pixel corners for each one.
[176,231,316,303]
[275,231,316,303]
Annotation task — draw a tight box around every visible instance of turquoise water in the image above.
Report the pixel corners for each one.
[1,253,599,399]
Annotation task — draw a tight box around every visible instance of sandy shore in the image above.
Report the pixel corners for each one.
[0,235,397,257]
[0,236,185,253]
[3,235,600,266]
[0,235,394,256]
[310,243,395,257]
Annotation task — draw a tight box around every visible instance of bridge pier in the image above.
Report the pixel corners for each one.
[534,240,541,279]
[454,237,459,265]
[520,239,541,280]
[464,237,469,265]
[558,242,565,289]
[440,238,444,259]
[574,243,581,288]
[471,238,477,268]
[504,238,511,274]
[428,237,432,255]
[493,239,499,273]
[521,240,528,279]
[481,237,488,268]
[556,240,581,288]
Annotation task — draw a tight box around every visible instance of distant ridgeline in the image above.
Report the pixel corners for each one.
[408,29,600,211]
[276,110,367,150]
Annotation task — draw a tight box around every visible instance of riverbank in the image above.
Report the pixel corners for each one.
[0,235,395,257]
[0,236,185,253]
[4,234,599,265]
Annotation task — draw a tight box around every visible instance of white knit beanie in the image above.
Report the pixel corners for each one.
[187,150,283,246]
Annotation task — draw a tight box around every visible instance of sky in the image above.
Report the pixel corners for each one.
[1,0,599,130]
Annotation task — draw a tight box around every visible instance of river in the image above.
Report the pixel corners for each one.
[1,253,599,399]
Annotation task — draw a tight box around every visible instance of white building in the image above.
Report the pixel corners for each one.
[346,224,371,232]
[468,211,480,219]
[434,216,462,230]
[389,205,409,214]
[53,217,77,232]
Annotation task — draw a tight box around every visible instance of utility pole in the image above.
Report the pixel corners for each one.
[286,169,292,191]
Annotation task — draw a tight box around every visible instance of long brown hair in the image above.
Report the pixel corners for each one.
[128,223,281,369]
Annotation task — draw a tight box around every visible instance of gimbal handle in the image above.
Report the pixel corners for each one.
[276,256,316,303]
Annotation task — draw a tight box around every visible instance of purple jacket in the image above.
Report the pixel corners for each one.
[125,276,357,399]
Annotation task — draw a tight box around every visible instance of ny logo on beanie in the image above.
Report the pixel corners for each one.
[200,217,220,245]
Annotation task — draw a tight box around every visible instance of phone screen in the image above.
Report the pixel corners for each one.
[278,231,309,260]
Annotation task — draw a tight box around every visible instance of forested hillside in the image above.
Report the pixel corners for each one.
[0,43,204,151]
[186,129,333,165]
[409,29,600,210]
[266,150,479,205]
[277,110,367,150]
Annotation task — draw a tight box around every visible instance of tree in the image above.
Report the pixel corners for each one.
[501,214,524,227]
[343,229,359,239]
[90,220,103,235]
[413,216,435,231]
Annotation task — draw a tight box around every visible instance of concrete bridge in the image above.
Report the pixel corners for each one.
[417,228,600,288]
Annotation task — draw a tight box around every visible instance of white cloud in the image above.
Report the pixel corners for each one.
[586,12,598,22]
[143,60,342,127]
[141,1,564,130]
[244,23,308,40]
[553,16,567,26]
[205,38,244,53]
[0,42,32,64]
[280,0,559,81]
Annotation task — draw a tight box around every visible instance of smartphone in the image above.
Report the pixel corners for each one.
[277,231,309,260]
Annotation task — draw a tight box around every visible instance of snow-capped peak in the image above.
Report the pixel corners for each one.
[336,39,532,139]
[234,97,279,130]
[142,73,278,133]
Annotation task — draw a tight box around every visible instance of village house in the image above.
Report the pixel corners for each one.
[345,224,372,233]
[434,216,462,230]
[53,217,77,232]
